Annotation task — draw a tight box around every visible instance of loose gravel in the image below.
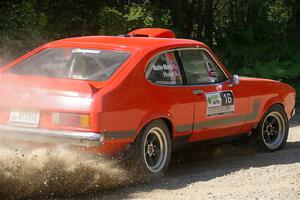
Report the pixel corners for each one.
[80,111,300,200]
[2,113,299,200]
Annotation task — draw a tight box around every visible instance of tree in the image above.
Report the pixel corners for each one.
[295,0,300,34]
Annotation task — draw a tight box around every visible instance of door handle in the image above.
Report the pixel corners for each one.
[192,89,204,95]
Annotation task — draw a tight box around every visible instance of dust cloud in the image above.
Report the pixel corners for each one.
[0,47,133,199]
[0,145,131,200]
[0,48,13,67]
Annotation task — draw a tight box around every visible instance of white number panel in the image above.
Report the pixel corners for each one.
[205,91,235,117]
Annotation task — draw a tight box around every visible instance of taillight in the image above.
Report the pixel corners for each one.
[52,113,90,128]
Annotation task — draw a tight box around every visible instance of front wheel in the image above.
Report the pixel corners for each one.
[256,105,289,152]
[130,120,171,177]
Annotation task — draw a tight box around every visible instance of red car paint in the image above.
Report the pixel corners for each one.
[0,28,296,155]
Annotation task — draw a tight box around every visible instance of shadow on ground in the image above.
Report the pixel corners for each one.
[72,113,300,200]
[72,136,300,199]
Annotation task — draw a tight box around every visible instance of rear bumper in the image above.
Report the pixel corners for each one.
[0,125,103,147]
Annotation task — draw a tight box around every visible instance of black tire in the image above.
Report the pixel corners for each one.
[255,105,289,152]
[128,120,172,178]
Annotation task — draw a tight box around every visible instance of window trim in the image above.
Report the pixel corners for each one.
[174,51,187,85]
[145,47,231,87]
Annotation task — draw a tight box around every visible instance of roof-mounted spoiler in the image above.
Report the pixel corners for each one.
[120,28,176,38]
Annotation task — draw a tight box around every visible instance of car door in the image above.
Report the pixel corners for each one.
[145,50,195,137]
[176,48,249,142]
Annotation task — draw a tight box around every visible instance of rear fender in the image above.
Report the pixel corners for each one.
[132,112,175,143]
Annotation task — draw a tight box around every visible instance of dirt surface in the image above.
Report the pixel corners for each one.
[72,111,300,200]
[1,112,299,200]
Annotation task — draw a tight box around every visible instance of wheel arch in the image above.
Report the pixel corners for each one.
[258,99,285,123]
[255,101,289,152]
[133,116,175,143]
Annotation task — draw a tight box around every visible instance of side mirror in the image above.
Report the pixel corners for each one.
[231,74,240,86]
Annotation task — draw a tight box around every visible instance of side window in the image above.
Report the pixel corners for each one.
[179,49,228,85]
[146,52,183,85]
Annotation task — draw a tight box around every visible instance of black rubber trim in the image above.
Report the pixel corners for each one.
[104,130,135,140]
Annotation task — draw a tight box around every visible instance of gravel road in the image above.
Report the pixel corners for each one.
[75,111,300,200]
[2,112,298,200]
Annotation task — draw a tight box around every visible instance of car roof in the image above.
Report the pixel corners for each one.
[47,36,206,52]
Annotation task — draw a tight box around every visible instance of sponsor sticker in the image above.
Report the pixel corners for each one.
[205,91,235,117]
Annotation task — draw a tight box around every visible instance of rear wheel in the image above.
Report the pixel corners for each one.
[256,105,289,152]
[130,120,171,177]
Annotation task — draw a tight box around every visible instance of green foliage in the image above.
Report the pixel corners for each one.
[0,0,45,52]
[0,0,299,84]
[99,7,125,35]
[238,59,300,80]
[124,3,154,29]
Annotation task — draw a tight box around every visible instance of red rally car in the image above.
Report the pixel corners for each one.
[0,28,296,176]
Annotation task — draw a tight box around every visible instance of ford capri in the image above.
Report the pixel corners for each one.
[0,28,296,176]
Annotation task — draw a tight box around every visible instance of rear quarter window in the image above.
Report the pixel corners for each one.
[146,52,183,85]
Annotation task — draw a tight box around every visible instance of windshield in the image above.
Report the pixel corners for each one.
[6,48,130,81]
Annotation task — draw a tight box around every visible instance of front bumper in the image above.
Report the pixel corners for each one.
[0,124,103,147]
